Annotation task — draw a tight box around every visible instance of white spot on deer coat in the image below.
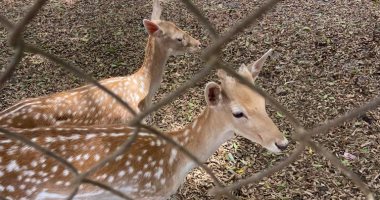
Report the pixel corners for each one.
[51,165,58,173]
[6,160,20,172]
[168,149,178,166]
[94,154,100,161]
[6,185,15,192]
[154,167,163,179]
[62,169,69,176]
[128,167,134,174]
[118,170,126,177]
[107,176,114,183]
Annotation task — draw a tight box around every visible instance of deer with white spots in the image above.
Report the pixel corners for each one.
[0,50,288,200]
[0,0,201,129]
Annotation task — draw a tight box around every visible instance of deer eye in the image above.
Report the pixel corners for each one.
[232,112,245,118]
[176,38,182,42]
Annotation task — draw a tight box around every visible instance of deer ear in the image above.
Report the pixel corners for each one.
[239,63,247,70]
[205,82,222,106]
[151,0,162,20]
[238,63,250,74]
[249,49,273,80]
[143,19,162,36]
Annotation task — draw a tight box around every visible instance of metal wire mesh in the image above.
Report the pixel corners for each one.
[0,0,378,199]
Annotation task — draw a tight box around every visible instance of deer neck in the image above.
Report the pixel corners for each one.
[173,107,234,163]
[137,36,170,103]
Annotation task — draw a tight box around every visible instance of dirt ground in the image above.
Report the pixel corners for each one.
[1,0,379,199]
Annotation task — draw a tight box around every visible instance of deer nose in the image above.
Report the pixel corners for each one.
[275,142,288,151]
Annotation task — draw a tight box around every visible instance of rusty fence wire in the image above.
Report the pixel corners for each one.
[0,0,379,199]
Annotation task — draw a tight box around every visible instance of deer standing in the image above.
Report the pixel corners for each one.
[0,50,289,200]
[0,0,201,128]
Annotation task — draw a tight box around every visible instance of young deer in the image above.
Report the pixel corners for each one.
[0,50,288,200]
[0,0,201,129]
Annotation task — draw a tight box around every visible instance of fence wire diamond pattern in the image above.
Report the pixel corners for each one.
[0,0,378,199]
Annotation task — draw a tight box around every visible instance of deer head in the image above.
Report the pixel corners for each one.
[143,0,201,56]
[205,49,288,153]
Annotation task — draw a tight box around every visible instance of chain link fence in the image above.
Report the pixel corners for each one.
[0,0,379,199]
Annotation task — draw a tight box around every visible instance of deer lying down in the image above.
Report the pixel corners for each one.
[0,50,288,200]
[0,0,201,129]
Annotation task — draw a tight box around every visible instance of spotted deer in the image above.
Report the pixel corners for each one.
[0,0,201,129]
[0,50,288,200]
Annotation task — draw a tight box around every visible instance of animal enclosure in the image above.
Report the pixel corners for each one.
[0,0,379,199]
